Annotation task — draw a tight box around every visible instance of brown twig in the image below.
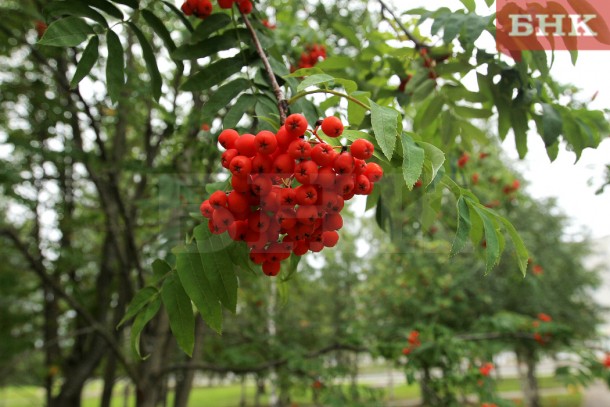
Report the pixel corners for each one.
[239,10,288,124]
[378,0,429,50]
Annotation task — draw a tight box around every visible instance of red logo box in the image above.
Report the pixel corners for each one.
[496,0,610,58]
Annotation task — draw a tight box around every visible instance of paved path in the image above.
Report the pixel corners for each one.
[583,381,610,407]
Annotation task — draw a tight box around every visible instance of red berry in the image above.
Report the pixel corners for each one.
[321,116,344,138]
[227,191,249,213]
[322,231,339,247]
[231,175,250,192]
[218,129,239,150]
[262,261,281,276]
[284,114,308,138]
[363,162,383,182]
[235,134,257,157]
[221,149,239,169]
[195,0,213,18]
[276,126,296,151]
[209,190,228,209]
[229,155,252,178]
[251,176,273,196]
[293,241,309,255]
[311,143,337,166]
[251,154,273,175]
[323,213,343,231]
[333,152,355,175]
[316,167,336,189]
[277,208,297,229]
[200,200,214,218]
[218,0,234,8]
[248,211,271,233]
[273,153,295,175]
[212,207,234,228]
[296,205,318,225]
[181,1,194,16]
[294,160,318,185]
[260,190,280,212]
[457,152,470,168]
[288,139,312,160]
[335,175,355,196]
[350,139,374,160]
[254,130,278,155]
[237,0,253,14]
[295,185,318,206]
[354,174,372,195]
[228,220,248,241]
[279,188,297,207]
[249,251,267,265]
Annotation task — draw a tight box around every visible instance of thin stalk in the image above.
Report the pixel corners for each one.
[288,89,371,110]
[239,10,288,124]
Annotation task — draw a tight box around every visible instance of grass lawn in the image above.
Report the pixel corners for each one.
[0,377,583,407]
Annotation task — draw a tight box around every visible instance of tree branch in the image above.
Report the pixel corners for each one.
[0,227,140,383]
[239,10,288,124]
[378,0,429,50]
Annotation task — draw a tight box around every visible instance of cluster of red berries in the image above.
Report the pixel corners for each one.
[603,354,610,368]
[481,403,498,407]
[532,313,552,344]
[402,330,421,355]
[181,0,252,19]
[199,114,383,276]
[479,362,494,377]
[292,44,327,71]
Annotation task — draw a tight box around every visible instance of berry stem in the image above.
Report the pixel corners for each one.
[239,10,288,124]
[287,89,371,110]
[377,0,429,50]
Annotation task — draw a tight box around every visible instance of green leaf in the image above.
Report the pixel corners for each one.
[297,74,335,92]
[453,105,492,119]
[162,0,193,32]
[38,16,94,47]
[118,286,159,328]
[540,103,563,147]
[510,107,529,158]
[420,142,445,186]
[161,273,195,356]
[443,14,465,44]
[70,35,99,88]
[172,29,244,60]
[285,67,324,78]
[129,23,162,101]
[498,217,529,276]
[87,0,123,19]
[255,99,279,131]
[173,243,223,333]
[473,206,501,274]
[451,196,471,256]
[105,29,124,104]
[332,21,359,46]
[182,54,248,92]
[202,78,249,120]
[416,96,444,131]
[151,258,171,283]
[335,78,358,94]
[113,0,138,9]
[316,56,352,70]
[131,296,161,359]
[193,224,238,314]
[347,91,370,126]
[44,1,109,28]
[142,9,176,53]
[192,13,231,40]
[401,134,425,189]
[370,100,400,160]
[224,94,256,128]
[459,0,476,12]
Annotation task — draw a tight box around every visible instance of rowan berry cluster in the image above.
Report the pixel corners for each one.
[402,330,421,355]
[181,0,252,19]
[199,114,383,277]
[532,313,552,344]
[603,353,610,368]
[479,362,494,377]
[292,44,327,71]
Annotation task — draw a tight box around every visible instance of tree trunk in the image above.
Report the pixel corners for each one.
[174,318,205,407]
[516,349,540,407]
